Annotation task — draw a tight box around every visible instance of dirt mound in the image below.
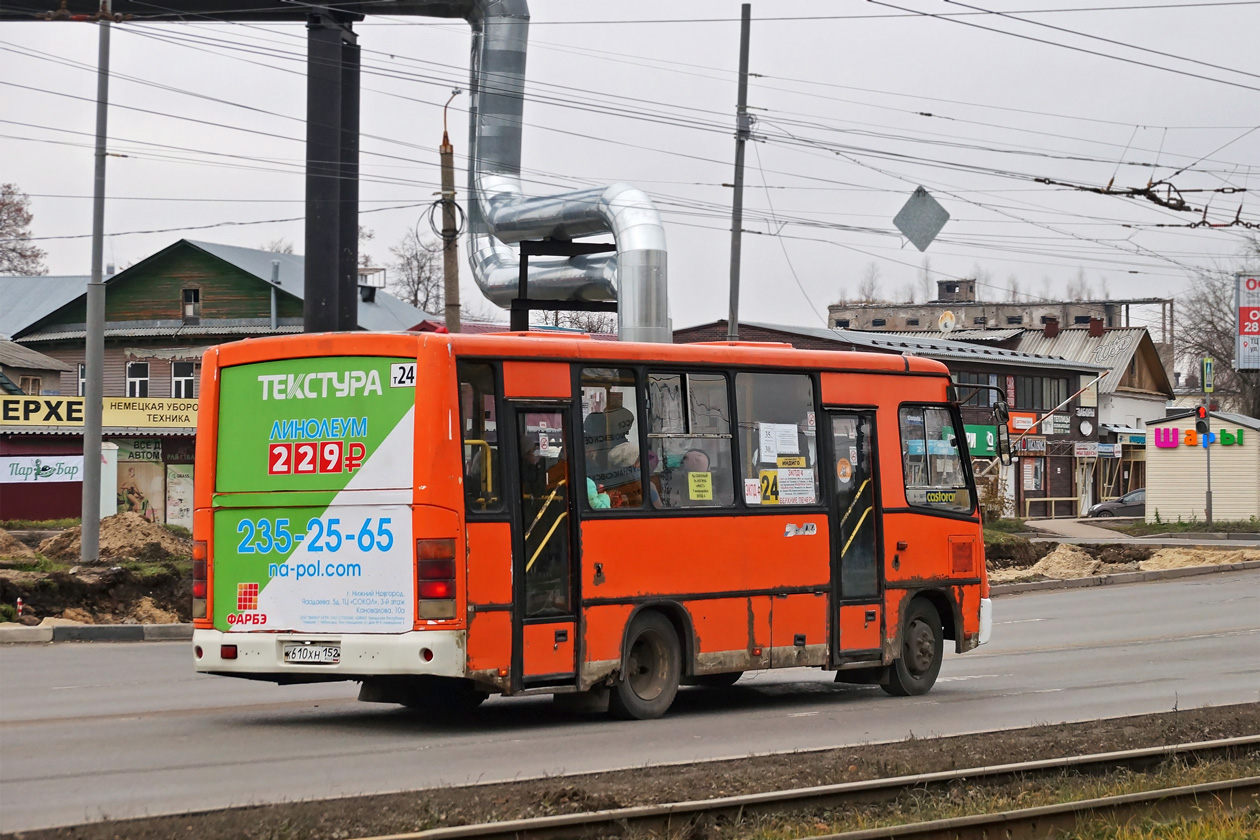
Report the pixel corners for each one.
[0,527,36,559]
[0,563,191,624]
[1140,546,1260,571]
[39,512,192,564]
[1027,543,1100,579]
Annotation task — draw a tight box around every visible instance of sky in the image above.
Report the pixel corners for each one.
[2,0,1259,336]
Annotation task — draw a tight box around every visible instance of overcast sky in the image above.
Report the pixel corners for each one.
[3,0,1258,334]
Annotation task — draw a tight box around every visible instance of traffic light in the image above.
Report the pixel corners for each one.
[1195,405,1209,435]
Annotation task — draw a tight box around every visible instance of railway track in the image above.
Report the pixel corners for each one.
[356,735,1260,840]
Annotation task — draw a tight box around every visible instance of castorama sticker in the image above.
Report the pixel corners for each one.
[212,356,417,634]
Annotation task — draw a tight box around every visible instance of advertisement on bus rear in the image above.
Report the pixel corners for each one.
[211,356,417,633]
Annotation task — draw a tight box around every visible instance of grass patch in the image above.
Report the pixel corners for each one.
[1059,810,1260,838]
[0,555,72,573]
[119,558,191,581]
[701,756,1259,840]
[982,517,1027,533]
[0,518,79,530]
[163,523,192,539]
[1105,517,1260,536]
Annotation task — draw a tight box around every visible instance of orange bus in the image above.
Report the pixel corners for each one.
[192,331,1004,719]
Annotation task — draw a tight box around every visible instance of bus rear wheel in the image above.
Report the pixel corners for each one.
[610,612,681,720]
[882,599,944,697]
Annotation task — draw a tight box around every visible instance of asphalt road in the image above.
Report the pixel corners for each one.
[2,571,1258,833]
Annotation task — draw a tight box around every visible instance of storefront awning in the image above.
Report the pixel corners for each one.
[1102,424,1143,436]
[1,426,196,436]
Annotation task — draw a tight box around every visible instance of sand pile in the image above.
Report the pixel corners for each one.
[1027,543,1100,579]
[39,512,192,564]
[0,527,36,559]
[1140,547,1260,571]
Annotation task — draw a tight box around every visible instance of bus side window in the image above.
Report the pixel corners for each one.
[735,372,820,506]
[899,405,973,514]
[581,368,645,510]
[646,371,734,509]
[458,362,503,512]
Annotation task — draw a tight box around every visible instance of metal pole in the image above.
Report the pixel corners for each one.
[270,259,279,330]
[337,32,360,332]
[726,3,751,342]
[1205,409,1213,526]
[81,0,111,564]
[304,15,342,333]
[441,90,461,333]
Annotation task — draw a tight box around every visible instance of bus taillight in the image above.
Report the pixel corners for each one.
[192,541,208,620]
[416,539,456,620]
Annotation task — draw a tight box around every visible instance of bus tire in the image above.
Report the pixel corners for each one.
[610,612,682,720]
[688,671,743,688]
[882,599,943,697]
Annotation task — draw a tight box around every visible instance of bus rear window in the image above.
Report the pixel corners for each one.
[899,406,973,514]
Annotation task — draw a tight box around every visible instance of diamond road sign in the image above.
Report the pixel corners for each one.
[893,186,950,252]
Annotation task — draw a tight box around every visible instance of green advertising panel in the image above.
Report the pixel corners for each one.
[964,424,998,457]
[212,356,418,633]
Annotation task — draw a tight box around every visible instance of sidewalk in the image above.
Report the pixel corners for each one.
[1023,518,1124,540]
[1023,518,1260,546]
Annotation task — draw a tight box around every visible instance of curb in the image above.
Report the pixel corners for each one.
[3,562,1258,642]
[0,623,193,644]
[991,559,1260,596]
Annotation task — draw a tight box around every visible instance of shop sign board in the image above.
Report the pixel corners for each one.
[1152,426,1246,449]
[1016,436,1047,453]
[1074,441,1099,458]
[117,439,163,462]
[1,455,83,483]
[1097,443,1122,458]
[1050,414,1072,435]
[0,395,198,428]
[1237,273,1260,370]
[964,424,997,457]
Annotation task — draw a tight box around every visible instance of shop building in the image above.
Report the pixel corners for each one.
[1143,410,1260,522]
[0,239,431,525]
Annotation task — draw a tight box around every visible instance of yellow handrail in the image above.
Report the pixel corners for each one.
[524,479,567,541]
[464,439,492,496]
[526,511,568,572]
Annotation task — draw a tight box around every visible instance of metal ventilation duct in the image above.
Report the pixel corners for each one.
[429,0,669,342]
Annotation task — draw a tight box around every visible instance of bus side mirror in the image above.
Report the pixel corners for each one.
[993,400,1012,466]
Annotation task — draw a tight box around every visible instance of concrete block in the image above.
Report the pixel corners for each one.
[143,624,194,641]
[0,625,54,644]
[51,625,145,642]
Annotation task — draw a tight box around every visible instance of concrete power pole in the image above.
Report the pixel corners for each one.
[82,0,115,564]
[726,4,751,342]
[441,89,462,333]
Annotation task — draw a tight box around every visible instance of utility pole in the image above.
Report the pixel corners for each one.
[82,0,116,565]
[726,3,751,342]
[441,89,462,333]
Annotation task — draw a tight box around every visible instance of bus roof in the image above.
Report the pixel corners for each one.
[210,331,950,378]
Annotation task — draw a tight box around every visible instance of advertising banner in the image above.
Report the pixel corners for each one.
[0,395,198,428]
[117,461,166,523]
[0,455,83,483]
[117,439,163,462]
[964,424,997,457]
[211,356,417,633]
[1237,273,1260,370]
[166,464,194,531]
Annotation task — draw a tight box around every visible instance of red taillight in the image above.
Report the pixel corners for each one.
[416,539,457,620]
[417,538,456,561]
[192,581,207,599]
[418,558,455,580]
[193,559,207,581]
[418,579,453,600]
[192,547,208,621]
[221,644,238,660]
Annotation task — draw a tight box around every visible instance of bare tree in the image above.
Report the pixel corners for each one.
[388,229,442,313]
[1039,275,1054,301]
[918,256,933,301]
[857,262,882,302]
[534,310,616,333]
[972,263,994,296]
[260,237,295,254]
[1007,274,1023,301]
[358,225,375,268]
[1065,267,1093,300]
[898,282,917,304]
[1098,275,1110,300]
[1178,238,1260,416]
[1,183,48,275]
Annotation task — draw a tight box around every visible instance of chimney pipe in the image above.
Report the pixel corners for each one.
[1043,317,1059,339]
[1088,317,1104,338]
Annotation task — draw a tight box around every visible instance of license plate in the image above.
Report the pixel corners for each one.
[283,643,340,664]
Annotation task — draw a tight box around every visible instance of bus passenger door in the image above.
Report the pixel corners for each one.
[511,405,578,686]
[827,411,883,663]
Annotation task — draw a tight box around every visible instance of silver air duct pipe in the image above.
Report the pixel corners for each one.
[459,0,670,342]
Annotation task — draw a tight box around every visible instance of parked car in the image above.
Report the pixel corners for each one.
[1088,489,1145,517]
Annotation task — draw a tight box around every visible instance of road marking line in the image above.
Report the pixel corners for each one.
[938,674,1002,682]
[789,711,820,718]
[997,618,1048,625]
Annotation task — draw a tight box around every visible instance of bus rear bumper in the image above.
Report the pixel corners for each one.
[978,598,993,645]
[192,628,466,679]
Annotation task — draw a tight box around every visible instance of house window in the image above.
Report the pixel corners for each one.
[1006,315,1024,325]
[19,376,41,395]
[78,363,86,396]
[835,319,850,328]
[973,316,987,325]
[1014,375,1069,411]
[956,371,997,407]
[126,362,149,397]
[172,362,198,398]
[182,288,201,319]
[1073,315,1091,324]
[871,318,886,327]
[906,318,920,326]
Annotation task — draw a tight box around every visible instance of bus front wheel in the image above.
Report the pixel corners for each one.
[610,612,681,720]
[882,599,944,697]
